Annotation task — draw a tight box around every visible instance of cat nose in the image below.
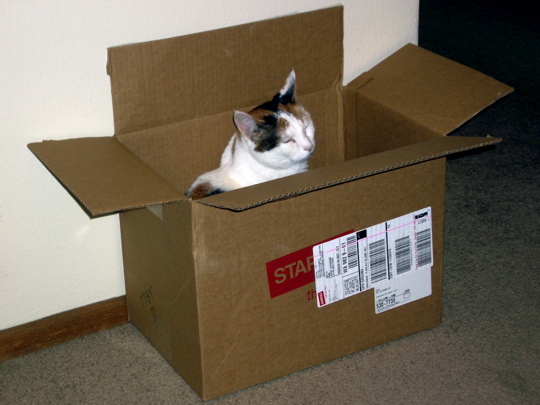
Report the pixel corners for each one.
[303,142,314,152]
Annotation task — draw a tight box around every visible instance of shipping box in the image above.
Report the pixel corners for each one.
[28,6,512,400]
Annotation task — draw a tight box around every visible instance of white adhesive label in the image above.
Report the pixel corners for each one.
[313,208,433,313]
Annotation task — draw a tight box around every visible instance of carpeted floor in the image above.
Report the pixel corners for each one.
[1,1,538,403]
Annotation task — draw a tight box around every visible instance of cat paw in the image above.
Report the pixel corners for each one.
[186,183,225,200]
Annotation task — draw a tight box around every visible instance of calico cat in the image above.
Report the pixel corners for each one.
[185,70,315,200]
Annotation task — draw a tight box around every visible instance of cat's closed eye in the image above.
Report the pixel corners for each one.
[283,139,295,144]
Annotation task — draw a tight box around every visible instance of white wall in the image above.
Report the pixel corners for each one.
[0,0,418,330]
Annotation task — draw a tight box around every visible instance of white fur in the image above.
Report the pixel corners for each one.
[187,110,315,194]
[186,70,315,198]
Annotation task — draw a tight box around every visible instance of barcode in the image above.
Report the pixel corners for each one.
[369,239,387,283]
[416,229,432,267]
[346,235,359,270]
[395,236,412,275]
[343,275,360,297]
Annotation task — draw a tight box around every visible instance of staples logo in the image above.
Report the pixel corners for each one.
[318,291,326,306]
[273,254,315,285]
[266,230,352,298]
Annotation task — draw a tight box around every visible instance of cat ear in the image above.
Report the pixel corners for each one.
[233,111,258,141]
[278,69,296,105]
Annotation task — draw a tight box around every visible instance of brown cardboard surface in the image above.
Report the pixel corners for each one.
[345,44,513,158]
[190,158,446,399]
[27,131,495,216]
[119,202,204,394]
[28,137,183,217]
[198,135,501,211]
[119,158,446,400]
[116,86,345,194]
[354,44,513,135]
[107,6,343,135]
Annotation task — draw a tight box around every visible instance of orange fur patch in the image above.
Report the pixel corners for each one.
[282,103,310,121]
[188,183,213,200]
[249,108,275,122]
[278,115,290,131]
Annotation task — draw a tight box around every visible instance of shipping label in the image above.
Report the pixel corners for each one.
[313,208,433,313]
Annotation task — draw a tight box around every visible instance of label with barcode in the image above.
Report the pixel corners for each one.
[313,207,433,311]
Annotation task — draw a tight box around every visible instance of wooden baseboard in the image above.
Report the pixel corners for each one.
[0,296,128,362]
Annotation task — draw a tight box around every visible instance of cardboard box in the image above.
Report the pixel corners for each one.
[28,6,512,400]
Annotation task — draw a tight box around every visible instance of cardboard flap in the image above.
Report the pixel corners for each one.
[196,136,501,211]
[107,6,343,134]
[28,137,183,217]
[351,44,514,135]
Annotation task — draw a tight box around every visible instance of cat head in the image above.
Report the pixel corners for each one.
[233,70,315,169]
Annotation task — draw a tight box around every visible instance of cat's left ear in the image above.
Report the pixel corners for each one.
[233,111,258,141]
[278,69,296,105]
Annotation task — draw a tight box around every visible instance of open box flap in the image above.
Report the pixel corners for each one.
[348,44,514,136]
[196,135,502,211]
[28,137,184,218]
[107,6,343,135]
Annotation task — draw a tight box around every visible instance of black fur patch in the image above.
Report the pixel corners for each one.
[254,86,294,113]
[253,116,280,152]
[262,114,278,127]
[254,96,280,113]
[207,188,224,196]
[279,85,295,105]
